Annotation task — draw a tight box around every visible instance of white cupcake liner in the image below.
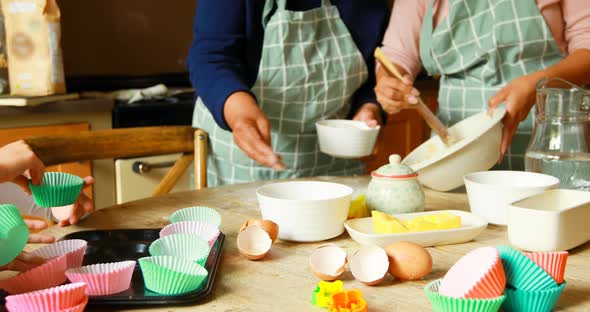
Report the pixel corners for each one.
[5,282,87,312]
[31,239,87,269]
[169,206,222,228]
[65,261,136,296]
[149,233,211,266]
[0,255,68,295]
[160,221,220,248]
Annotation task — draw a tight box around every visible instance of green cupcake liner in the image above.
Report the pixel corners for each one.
[425,279,505,312]
[149,234,211,266]
[0,204,29,266]
[496,246,557,291]
[29,172,84,207]
[169,206,222,228]
[139,256,208,295]
[502,282,566,312]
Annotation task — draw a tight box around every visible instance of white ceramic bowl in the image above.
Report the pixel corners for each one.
[316,120,380,158]
[256,181,353,242]
[464,171,559,225]
[508,189,590,251]
[402,108,506,191]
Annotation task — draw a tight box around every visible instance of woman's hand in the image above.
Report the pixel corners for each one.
[353,103,383,160]
[352,103,383,128]
[0,140,45,187]
[52,176,95,227]
[374,65,420,114]
[488,72,543,159]
[224,92,286,170]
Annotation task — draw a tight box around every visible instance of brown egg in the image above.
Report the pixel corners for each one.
[385,241,432,280]
[240,219,279,242]
[349,245,389,286]
[236,225,272,261]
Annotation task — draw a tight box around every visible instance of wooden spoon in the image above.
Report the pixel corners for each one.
[374,48,451,145]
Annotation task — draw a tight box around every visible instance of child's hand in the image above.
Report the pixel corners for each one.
[0,219,54,272]
[0,251,46,272]
[51,176,95,227]
[24,218,55,243]
[0,140,45,187]
[488,72,543,159]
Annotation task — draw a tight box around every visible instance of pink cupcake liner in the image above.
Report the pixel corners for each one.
[0,255,68,295]
[439,247,506,299]
[525,251,568,284]
[65,260,136,296]
[31,239,87,269]
[5,282,87,312]
[59,296,89,312]
[160,221,220,248]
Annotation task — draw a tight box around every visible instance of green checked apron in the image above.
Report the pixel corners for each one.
[193,0,368,186]
[419,0,564,170]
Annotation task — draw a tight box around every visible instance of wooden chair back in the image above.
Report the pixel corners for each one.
[25,126,208,196]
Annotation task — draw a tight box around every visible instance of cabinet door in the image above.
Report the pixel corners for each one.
[0,123,93,199]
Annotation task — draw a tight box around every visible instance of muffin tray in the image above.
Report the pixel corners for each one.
[61,229,224,306]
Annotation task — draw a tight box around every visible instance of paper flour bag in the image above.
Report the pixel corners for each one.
[1,0,65,95]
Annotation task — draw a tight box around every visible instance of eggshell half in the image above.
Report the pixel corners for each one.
[350,245,389,286]
[385,241,432,281]
[309,244,347,281]
[237,225,272,261]
[240,219,279,242]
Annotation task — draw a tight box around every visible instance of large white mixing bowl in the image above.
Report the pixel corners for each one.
[256,181,353,242]
[402,108,506,191]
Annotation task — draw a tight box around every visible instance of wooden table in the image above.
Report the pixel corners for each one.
[30,176,590,311]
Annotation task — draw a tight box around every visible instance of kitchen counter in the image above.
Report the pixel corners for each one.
[28,176,590,311]
[0,98,114,116]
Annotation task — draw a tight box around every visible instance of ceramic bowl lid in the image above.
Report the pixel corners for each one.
[372,155,417,179]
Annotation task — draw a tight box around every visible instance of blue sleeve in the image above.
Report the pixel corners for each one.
[187,0,254,131]
[340,0,389,123]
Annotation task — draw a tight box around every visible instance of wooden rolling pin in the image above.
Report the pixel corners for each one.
[374,48,451,145]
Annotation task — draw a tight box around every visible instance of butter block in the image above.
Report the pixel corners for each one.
[373,211,461,234]
[372,211,409,234]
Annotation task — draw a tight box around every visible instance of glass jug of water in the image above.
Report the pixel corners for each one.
[525,78,590,191]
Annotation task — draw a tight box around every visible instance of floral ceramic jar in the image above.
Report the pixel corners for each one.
[366,154,425,214]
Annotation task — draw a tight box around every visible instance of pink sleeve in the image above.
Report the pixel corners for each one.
[380,0,429,81]
[562,0,590,52]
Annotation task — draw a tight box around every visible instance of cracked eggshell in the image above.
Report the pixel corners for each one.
[239,219,279,242]
[385,241,432,281]
[237,225,272,261]
[349,245,389,286]
[309,244,347,281]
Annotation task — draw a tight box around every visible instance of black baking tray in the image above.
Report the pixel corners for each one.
[61,229,225,306]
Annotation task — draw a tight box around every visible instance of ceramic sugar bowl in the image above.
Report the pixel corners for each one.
[366,154,425,214]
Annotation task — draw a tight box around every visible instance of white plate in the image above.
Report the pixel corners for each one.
[344,210,488,248]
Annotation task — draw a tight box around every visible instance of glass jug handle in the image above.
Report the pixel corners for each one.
[535,77,585,92]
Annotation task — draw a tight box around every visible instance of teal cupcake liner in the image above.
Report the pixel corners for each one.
[169,206,222,228]
[29,172,84,207]
[138,256,208,295]
[502,282,566,312]
[425,279,505,312]
[496,246,557,291]
[149,234,211,266]
[0,204,29,266]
